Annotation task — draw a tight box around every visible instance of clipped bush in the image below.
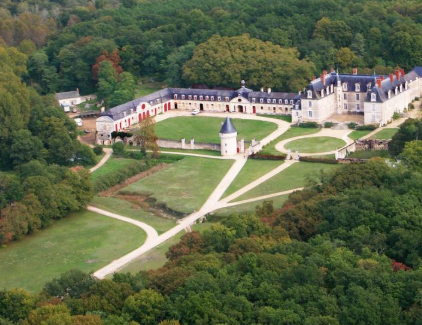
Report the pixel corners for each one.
[250,153,286,160]
[324,122,335,128]
[299,156,338,164]
[393,112,401,120]
[93,146,104,155]
[347,122,357,129]
[408,103,414,110]
[112,141,125,156]
[299,122,319,128]
[356,125,377,131]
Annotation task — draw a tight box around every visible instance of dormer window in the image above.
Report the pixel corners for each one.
[388,90,391,99]
[260,98,264,103]
[307,90,312,98]
[279,99,283,104]
[205,96,209,100]
[367,83,372,90]
[211,96,214,101]
[199,95,203,100]
[252,98,256,103]
[181,95,185,100]
[405,82,408,90]
[156,99,160,103]
[150,101,153,105]
[371,93,376,102]
[272,99,276,104]
[343,83,348,91]
[395,87,398,95]
[267,99,271,104]
[225,97,229,102]
[174,94,178,99]
[130,109,134,114]
[326,87,330,95]
[355,84,360,92]
[218,96,221,101]
[193,95,197,100]
[290,100,293,104]
[285,99,288,104]
[330,84,334,92]
[400,85,403,93]
[188,95,192,100]
[321,90,325,98]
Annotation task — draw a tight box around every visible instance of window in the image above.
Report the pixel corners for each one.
[267,99,271,104]
[174,94,178,99]
[252,98,256,103]
[330,84,334,92]
[343,83,348,91]
[371,114,376,122]
[371,93,376,102]
[395,87,398,95]
[218,96,221,101]
[260,98,263,103]
[211,96,214,100]
[372,104,375,111]
[273,99,276,104]
[367,82,372,90]
[344,93,347,100]
[290,100,293,104]
[308,101,312,107]
[285,99,288,104]
[321,90,325,98]
[188,95,192,100]
[307,90,312,98]
[193,95,197,100]
[225,97,229,102]
[388,90,391,99]
[279,99,283,104]
[344,103,348,110]
[156,99,160,103]
[400,85,403,93]
[357,104,360,111]
[205,96,209,100]
[181,95,185,100]
[308,111,313,118]
[405,82,408,90]
[355,83,360,92]
[356,94,360,100]
[199,95,203,100]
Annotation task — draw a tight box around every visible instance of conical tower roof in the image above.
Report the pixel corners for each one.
[220,116,237,134]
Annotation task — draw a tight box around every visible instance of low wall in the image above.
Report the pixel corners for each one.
[336,139,390,159]
[157,138,221,151]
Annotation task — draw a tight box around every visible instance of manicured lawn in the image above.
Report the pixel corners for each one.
[160,148,221,156]
[348,150,390,159]
[116,222,216,274]
[260,127,321,155]
[348,130,372,140]
[222,160,282,198]
[134,82,165,98]
[121,156,234,214]
[369,128,398,140]
[0,210,145,292]
[285,136,346,153]
[216,194,289,216]
[233,162,341,202]
[91,157,140,180]
[91,196,176,234]
[155,116,277,143]
[257,114,292,122]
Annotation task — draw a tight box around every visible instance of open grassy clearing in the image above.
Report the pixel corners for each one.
[215,194,289,216]
[285,136,346,153]
[155,116,277,143]
[91,196,175,234]
[260,127,321,155]
[121,156,234,214]
[369,128,398,140]
[348,150,391,159]
[348,130,372,140]
[91,157,140,180]
[222,160,282,198]
[134,82,165,98]
[116,222,216,274]
[233,162,341,202]
[257,114,292,122]
[0,210,145,292]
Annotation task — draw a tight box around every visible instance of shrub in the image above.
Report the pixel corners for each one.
[299,122,319,128]
[299,156,338,164]
[408,103,414,110]
[356,125,377,131]
[324,122,335,128]
[347,122,357,129]
[250,153,286,160]
[393,112,401,120]
[93,146,104,155]
[112,141,125,156]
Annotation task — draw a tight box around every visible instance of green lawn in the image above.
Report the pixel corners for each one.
[233,162,341,202]
[216,194,289,216]
[222,160,282,198]
[121,156,234,214]
[134,82,165,98]
[285,136,346,153]
[116,222,216,274]
[369,128,398,140]
[91,196,176,234]
[155,116,277,143]
[91,157,140,180]
[0,210,145,292]
[348,130,372,140]
[348,150,390,159]
[257,114,292,123]
[260,127,321,155]
[77,99,98,111]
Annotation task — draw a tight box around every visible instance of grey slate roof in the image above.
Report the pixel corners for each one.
[56,90,80,100]
[220,116,237,134]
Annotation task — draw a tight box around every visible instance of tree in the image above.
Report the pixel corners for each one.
[109,72,136,107]
[97,61,118,108]
[389,118,422,156]
[25,304,72,325]
[0,289,35,322]
[123,289,165,325]
[43,270,96,299]
[400,140,422,171]
[166,231,204,261]
[336,47,357,71]
[165,42,195,87]
[133,117,159,158]
[9,129,44,167]
[112,141,125,156]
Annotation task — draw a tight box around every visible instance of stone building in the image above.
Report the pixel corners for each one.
[219,117,238,156]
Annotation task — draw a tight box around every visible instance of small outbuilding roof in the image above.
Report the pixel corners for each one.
[56,89,80,100]
[220,116,237,134]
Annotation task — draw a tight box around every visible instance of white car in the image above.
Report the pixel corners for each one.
[191,108,200,115]
[74,118,83,127]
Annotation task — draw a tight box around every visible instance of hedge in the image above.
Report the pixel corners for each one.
[250,153,286,160]
[356,125,377,131]
[298,122,319,128]
[299,156,339,164]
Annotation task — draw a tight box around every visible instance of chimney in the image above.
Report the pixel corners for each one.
[401,69,405,77]
[260,87,264,92]
[352,68,358,75]
[267,88,271,94]
[376,79,382,88]
[396,70,400,81]
[380,76,384,81]
[321,73,326,86]
[101,106,105,113]
[389,73,394,83]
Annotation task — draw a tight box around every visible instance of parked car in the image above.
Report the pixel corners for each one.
[73,118,83,127]
[192,108,200,115]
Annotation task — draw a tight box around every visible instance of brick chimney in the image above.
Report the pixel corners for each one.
[401,69,405,77]
[396,70,400,81]
[352,68,358,75]
[267,88,272,94]
[380,76,384,81]
[376,79,382,88]
[321,73,326,86]
[389,73,394,83]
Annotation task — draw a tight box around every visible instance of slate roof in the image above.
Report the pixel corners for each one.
[220,116,237,134]
[56,90,80,100]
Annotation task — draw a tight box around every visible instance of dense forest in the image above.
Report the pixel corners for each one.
[1,0,422,97]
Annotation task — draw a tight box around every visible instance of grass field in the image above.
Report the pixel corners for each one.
[216,194,289,216]
[116,222,216,274]
[257,114,292,122]
[155,116,277,143]
[260,127,321,155]
[134,82,165,98]
[369,128,398,140]
[348,130,372,140]
[91,157,140,180]
[0,210,145,292]
[285,136,346,153]
[121,156,234,214]
[222,160,282,198]
[233,162,341,202]
[91,196,175,234]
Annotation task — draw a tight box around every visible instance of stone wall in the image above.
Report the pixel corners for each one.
[157,138,221,151]
[336,139,390,160]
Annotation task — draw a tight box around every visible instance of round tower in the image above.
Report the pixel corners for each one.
[219,116,238,156]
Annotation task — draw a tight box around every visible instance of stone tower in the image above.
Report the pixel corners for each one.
[219,116,237,156]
